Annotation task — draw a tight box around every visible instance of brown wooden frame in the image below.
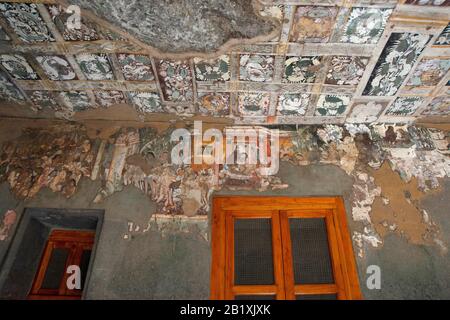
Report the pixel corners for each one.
[28,230,95,300]
[210,196,362,300]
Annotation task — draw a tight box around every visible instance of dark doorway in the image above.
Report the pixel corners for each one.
[0,208,103,300]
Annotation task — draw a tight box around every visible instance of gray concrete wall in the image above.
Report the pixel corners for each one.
[0,163,449,299]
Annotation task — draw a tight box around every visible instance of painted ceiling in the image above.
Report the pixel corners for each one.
[0,0,449,125]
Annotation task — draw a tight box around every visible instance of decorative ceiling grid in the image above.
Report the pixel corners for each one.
[0,0,448,124]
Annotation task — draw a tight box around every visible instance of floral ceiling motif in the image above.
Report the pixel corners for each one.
[157,60,194,102]
[363,33,431,96]
[290,6,338,43]
[421,96,450,115]
[339,8,393,44]
[238,93,270,116]
[94,90,126,108]
[197,92,230,116]
[435,23,450,45]
[194,55,230,82]
[75,54,115,81]
[315,94,351,116]
[0,2,54,42]
[347,101,387,123]
[277,93,310,116]
[284,56,322,83]
[385,97,425,116]
[36,55,77,81]
[0,70,25,103]
[47,4,99,41]
[128,92,162,113]
[117,54,155,81]
[27,90,59,111]
[407,59,450,86]
[0,54,39,80]
[240,54,274,82]
[0,1,448,124]
[325,56,369,86]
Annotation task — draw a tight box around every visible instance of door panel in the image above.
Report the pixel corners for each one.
[211,197,362,300]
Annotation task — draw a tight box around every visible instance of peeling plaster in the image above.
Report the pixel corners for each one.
[0,122,449,254]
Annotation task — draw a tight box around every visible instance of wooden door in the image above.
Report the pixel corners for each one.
[210,196,362,300]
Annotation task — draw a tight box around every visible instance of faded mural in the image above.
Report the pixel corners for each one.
[0,0,449,260]
[290,6,338,43]
[0,123,448,254]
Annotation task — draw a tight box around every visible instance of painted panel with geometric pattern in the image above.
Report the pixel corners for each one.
[339,7,392,44]
[0,54,39,80]
[197,92,230,116]
[240,54,274,82]
[315,94,350,116]
[36,55,77,81]
[325,56,369,86]
[194,55,230,82]
[117,54,155,81]
[0,3,54,42]
[363,33,431,96]
[157,60,194,102]
[385,97,424,116]
[75,54,115,80]
[290,6,338,43]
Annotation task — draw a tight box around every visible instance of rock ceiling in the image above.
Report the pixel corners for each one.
[0,0,449,125]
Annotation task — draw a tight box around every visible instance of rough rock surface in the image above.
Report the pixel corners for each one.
[69,0,276,53]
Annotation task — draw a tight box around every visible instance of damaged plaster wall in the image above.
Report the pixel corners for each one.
[0,163,449,299]
[0,121,449,299]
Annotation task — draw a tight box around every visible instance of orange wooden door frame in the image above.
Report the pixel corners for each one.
[210,196,362,300]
